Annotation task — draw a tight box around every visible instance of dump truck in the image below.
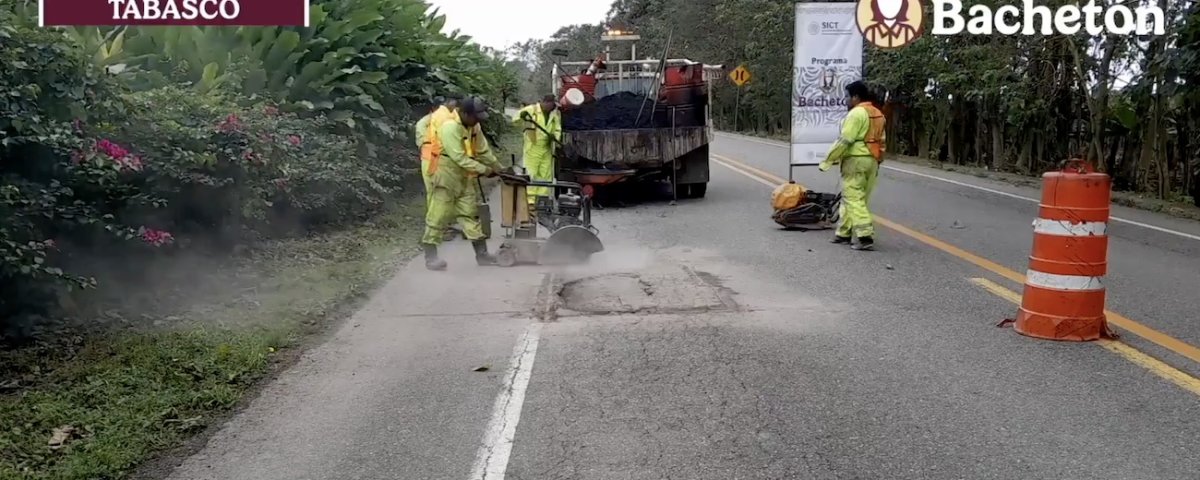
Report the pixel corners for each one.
[551,32,722,200]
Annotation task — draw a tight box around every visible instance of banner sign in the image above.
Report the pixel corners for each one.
[39,0,309,27]
[790,2,863,166]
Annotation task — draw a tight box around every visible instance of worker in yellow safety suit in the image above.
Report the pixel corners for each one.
[513,95,562,206]
[418,97,460,203]
[421,96,506,270]
[819,81,886,251]
[418,97,464,240]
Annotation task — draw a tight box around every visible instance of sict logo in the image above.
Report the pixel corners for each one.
[933,0,1166,36]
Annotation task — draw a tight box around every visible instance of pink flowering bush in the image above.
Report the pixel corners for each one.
[1,36,410,331]
[111,86,405,235]
[77,139,145,173]
[138,227,174,247]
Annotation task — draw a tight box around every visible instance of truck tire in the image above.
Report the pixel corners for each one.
[685,183,707,199]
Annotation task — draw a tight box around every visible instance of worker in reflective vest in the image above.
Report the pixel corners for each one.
[421,96,504,270]
[419,97,459,203]
[513,95,562,206]
[415,100,440,198]
[819,81,886,251]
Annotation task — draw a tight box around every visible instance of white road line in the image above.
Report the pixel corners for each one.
[713,132,1200,242]
[469,323,542,480]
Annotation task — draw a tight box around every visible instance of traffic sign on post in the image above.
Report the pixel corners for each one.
[729,65,751,87]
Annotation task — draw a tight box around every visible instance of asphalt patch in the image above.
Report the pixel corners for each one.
[557,267,731,316]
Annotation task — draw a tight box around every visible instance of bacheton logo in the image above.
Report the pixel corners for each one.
[855,0,924,49]
[933,0,1165,36]
[853,0,1166,49]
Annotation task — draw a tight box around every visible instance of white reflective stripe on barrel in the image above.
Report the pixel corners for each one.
[1032,218,1108,237]
[1025,270,1105,292]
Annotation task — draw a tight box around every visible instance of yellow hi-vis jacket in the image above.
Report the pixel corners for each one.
[820,102,886,172]
[429,115,501,194]
[513,103,562,155]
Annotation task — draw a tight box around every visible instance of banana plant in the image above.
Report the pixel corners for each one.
[56,0,516,143]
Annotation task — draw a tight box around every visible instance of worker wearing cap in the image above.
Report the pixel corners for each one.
[421,96,504,270]
[820,80,886,251]
[513,95,562,206]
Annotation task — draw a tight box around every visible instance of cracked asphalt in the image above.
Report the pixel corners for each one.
[164,134,1200,480]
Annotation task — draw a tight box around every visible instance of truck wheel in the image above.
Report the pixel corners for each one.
[683,183,707,199]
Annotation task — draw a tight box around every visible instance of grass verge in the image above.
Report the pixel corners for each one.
[0,199,426,480]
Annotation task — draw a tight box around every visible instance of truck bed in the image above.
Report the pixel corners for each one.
[561,126,709,169]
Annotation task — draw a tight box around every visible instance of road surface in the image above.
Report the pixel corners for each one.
[162,133,1200,480]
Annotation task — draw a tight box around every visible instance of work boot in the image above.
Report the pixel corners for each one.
[473,240,498,266]
[423,244,447,271]
[831,235,852,245]
[851,237,875,251]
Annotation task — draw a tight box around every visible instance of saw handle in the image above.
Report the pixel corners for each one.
[497,173,582,192]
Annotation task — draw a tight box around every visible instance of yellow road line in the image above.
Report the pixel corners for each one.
[969,278,1200,397]
[1098,341,1200,397]
[968,278,1023,303]
[712,153,1200,365]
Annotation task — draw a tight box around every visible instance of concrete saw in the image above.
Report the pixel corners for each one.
[540,225,605,265]
[495,172,604,267]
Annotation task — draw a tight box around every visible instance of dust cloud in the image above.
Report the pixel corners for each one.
[560,242,655,278]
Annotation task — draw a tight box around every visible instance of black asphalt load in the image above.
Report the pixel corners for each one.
[563,92,659,131]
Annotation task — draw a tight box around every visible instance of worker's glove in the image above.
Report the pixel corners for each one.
[519,112,533,121]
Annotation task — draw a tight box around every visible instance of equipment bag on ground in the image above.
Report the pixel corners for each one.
[771,184,841,231]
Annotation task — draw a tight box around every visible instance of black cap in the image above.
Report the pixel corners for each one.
[460,96,489,120]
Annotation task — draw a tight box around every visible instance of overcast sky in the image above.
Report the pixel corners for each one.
[427,0,613,51]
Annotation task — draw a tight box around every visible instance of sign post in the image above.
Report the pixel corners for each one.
[789,3,862,179]
[729,65,751,132]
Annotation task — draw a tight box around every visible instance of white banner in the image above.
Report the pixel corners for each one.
[791,2,863,166]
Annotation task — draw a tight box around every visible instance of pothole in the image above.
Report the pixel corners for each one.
[558,267,732,315]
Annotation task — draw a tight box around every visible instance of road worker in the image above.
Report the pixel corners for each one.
[421,96,505,270]
[419,97,460,201]
[415,98,443,200]
[418,97,463,240]
[819,80,885,251]
[513,95,562,206]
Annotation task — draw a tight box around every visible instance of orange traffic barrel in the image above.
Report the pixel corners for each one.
[1014,159,1114,341]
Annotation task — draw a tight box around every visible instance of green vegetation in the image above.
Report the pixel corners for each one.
[0,201,429,479]
[1,0,518,476]
[508,0,1200,207]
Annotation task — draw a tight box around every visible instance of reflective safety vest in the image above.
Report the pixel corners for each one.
[425,107,457,176]
[861,102,886,163]
[425,109,480,177]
